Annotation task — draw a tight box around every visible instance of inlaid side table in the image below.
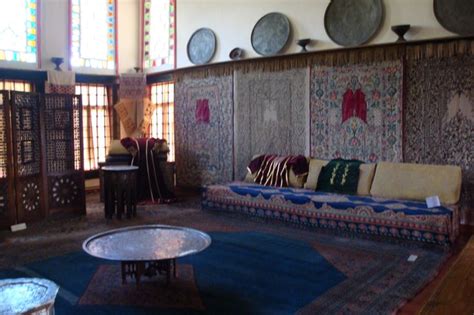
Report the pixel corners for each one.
[102,165,139,219]
[0,278,59,315]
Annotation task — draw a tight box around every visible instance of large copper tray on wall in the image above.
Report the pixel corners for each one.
[251,12,291,56]
[187,28,217,65]
[434,0,474,36]
[324,0,384,47]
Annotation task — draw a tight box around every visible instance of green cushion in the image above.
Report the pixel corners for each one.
[317,159,363,194]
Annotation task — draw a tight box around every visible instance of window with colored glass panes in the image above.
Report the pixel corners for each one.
[143,0,175,69]
[70,0,116,70]
[0,0,38,63]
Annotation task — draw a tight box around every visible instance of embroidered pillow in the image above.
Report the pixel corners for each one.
[317,159,363,194]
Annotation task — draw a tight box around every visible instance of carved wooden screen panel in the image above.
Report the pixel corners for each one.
[0,91,16,228]
[10,92,45,222]
[43,95,85,215]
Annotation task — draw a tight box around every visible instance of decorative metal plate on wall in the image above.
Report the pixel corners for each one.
[251,12,291,56]
[324,0,383,47]
[187,28,217,65]
[434,0,474,36]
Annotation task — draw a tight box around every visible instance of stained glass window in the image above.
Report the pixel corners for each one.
[143,0,175,69]
[71,0,116,70]
[0,0,37,63]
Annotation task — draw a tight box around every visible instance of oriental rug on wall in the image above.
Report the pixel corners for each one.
[175,74,233,187]
[310,60,403,162]
[405,56,474,224]
[234,69,309,180]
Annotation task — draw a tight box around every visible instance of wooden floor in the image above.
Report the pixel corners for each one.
[398,226,474,314]
[419,235,474,315]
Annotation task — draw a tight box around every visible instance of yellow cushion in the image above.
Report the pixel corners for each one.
[244,171,255,183]
[370,162,462,205]
[108,140,129,155]
[357,163,376,196]
[304,159,328,190]
[289,169,307,188]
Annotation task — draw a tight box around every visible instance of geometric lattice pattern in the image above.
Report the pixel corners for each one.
[44,95,79,173]
[0,179,7,216]
[0,92,85,225]
[0,92,9,179]
[12,92,41,177]
[44,95,85,212]
[43,94,85,213]
[72,97,82,171]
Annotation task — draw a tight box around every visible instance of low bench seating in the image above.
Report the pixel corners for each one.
[202,160,462,245]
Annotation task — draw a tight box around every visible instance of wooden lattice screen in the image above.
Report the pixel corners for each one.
[43,95,85,215]
[0,92,16,228]
[0,92,85,228]
[44,95,85,213]
[10,92,45,223]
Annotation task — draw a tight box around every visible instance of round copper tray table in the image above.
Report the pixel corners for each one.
[83,225,212,286]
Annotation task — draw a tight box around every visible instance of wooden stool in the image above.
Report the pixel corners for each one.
[102,166,138,219]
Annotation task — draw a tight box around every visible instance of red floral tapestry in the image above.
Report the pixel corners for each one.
[174,74,233,187]
[310,61,403,162]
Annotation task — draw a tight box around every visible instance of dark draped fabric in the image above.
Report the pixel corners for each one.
[121,137,175,202]
[248,154,308,176]
[248,154,309,187]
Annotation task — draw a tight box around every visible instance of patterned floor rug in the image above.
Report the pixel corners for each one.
[0,193,448,314]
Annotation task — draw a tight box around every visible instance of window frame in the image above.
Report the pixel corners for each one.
[0,0,41,70]
[75,74,118,177]
[146,79,175,162]
[141,0,176,73]
[0,79,34,93]
[0,69,45,92]
[68,0,118,75]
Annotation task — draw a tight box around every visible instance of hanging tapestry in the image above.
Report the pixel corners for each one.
[118,73,147,99]
[115,73,151,136]
[45,71,76,95]
[175,74,233,187]
[234,69,309,180]
[310,60,403,162]
[405,56,474,224]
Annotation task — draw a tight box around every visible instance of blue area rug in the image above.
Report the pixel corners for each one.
[0,231,446,314]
